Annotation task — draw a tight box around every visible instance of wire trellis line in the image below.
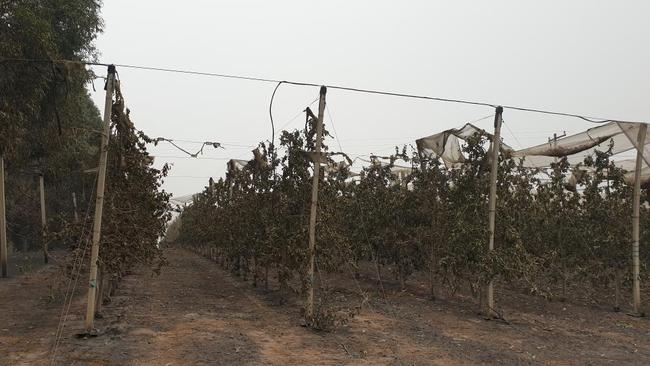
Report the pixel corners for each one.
[1,57,645,125]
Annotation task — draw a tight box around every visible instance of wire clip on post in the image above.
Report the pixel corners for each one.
[494,106,503,128]
[104,65,116,90]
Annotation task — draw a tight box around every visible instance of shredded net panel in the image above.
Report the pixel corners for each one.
[416,123,513,168]
[417,121,650,184]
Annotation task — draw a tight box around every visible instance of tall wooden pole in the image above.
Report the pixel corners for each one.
[632,123,647,315]
[0,155,7,277]
[84,65,116,333]
[39,174,48,263]
[305,86,327,322]
[486,106,503,317]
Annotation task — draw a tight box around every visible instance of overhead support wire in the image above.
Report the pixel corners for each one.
[152,137,223,158]
[326,105,344,153]
[151,155,230,161]
[1,57,644,124]
[269,81,284,149]
[277,96,320,132]
[163,138,254,148]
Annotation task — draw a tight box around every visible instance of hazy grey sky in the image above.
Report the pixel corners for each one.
[88,0,650,198]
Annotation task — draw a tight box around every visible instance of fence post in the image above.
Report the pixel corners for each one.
[632,123,647,315]
[305,86,327,322]
[0,155,7,277]
[84,65,116,333]
[486,106,503,318]
[39,174,48,263]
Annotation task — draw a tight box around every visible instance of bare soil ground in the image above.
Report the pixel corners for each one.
[1,248,649,365]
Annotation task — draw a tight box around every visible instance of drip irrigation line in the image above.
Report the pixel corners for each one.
[1,57,644,125]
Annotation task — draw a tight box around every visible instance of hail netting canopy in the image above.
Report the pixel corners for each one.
[227,159,249,172]
[417,121,650,185]
[508,122,650,185]
[170,193,196,205]
[415,123,513,168]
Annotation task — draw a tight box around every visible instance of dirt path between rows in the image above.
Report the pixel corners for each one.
[1,248,649,365]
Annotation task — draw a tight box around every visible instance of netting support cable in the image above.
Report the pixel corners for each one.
[0,57,644,125]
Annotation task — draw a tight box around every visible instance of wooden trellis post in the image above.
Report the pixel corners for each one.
[39,173,48,263]
[306,86,327,322]
[632,123,647,315]
[486,106,503,317]
[84,65,116,333]
[0,155,7,277]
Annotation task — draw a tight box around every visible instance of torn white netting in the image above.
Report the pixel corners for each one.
[303,151,358,177]
[325,160,359,177]
[416,123,512,168]
[509,122,649,167]
[416,121,650,184]
[508,122,650,184]
[354,157,413,184]
[169,193,196,205]
[227,159,249,172]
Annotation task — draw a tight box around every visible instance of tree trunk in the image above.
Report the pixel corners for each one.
[374,254,383,287]
[429,243,436,300]
[252,254,258,287]
[614,269,621,312]
[95,267,103,315]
